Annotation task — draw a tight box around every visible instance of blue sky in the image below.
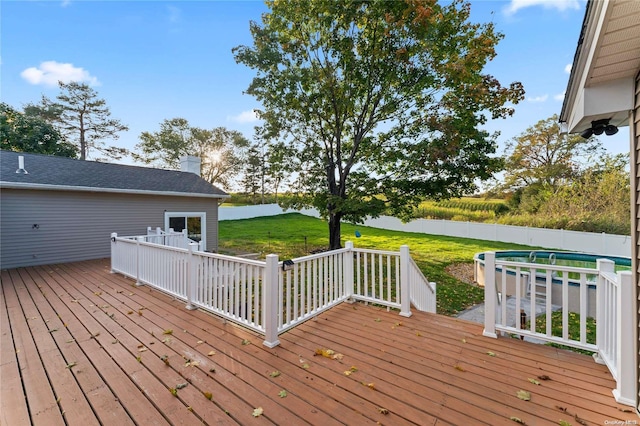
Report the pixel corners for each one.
[1,0,631,166]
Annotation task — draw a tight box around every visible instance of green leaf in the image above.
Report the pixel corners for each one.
[527,378,540,385]
[558,421,572,426]
[486,351,496,357]
[516,390,531,401]
[241,339,250,346]
[270,371,281,378]
[278,390,287,398]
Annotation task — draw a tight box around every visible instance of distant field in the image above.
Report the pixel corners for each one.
[413,197,509,222]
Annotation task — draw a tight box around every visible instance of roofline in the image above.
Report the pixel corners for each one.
[559,0,598,123]
[0,182,230,199]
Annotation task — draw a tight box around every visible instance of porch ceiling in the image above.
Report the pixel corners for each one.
[561,0,640,133]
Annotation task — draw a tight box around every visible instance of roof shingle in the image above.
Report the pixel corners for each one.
[0,150,228,198]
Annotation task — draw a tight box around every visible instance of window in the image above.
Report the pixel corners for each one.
[164,212,206,248]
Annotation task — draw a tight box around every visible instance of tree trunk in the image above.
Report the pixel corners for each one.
[328,212,342,250]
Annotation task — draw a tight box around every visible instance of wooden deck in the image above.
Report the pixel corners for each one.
[1,259,636,426]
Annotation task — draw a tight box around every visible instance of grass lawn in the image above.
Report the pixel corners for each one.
[218,213,538,316]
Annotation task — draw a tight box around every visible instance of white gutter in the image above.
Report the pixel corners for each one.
[0,181,230,199]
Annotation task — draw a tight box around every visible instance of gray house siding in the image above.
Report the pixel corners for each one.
[0,189,219,269]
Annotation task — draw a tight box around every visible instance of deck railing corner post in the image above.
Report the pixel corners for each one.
[135,236,143,286]
[186,242,198,311]
[345,241,354,301]
[613,270,635,406]
[483,252,498,338]
[399,245,412,318]
[263,254,281,348]
[110,232,117,274]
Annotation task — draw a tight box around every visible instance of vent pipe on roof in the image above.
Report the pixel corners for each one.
[16,155,28,174]
[179,155,201,176]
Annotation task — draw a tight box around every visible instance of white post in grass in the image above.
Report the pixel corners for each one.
[263,254,281,348]
[399,245,412,317]
[135,236,144,286]
[613,271,635,406]
[344,241,354,301]
[186,242,198,311]
[483,252,498,338]
[110,233,117,273]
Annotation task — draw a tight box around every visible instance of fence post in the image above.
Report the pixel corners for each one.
[399,245,412,318]
[595,259,615,364]
[135,236,144,286]
[344,241,354,301]
[110,233,117,273]
[186,242,198,311]
[483,252,497,338]
[263,254,281,348]
[613,271,635,406]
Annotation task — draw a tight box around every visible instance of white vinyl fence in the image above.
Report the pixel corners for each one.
[220,204,631,257]
[111,235,436,348]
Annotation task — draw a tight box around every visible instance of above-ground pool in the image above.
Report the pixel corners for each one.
[474,250,631,319]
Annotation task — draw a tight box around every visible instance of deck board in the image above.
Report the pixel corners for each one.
[1,259,637,426]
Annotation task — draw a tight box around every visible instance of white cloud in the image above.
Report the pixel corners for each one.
[20,61,99,87]
[564,63,572,74]
[527,94,549,103]
[167,5,181,23]
[504,0,580,16]
[554,91,566,101]
[61,0,71,7]
[227,110,259,123]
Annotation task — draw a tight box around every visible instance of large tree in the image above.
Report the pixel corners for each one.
[501,114,602,191]
[0,102,77,157]
[134,118,250,189]
[234,0,524,249]
[35,81,128,160]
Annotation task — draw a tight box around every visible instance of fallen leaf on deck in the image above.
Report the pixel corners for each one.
[556,406,567,413]
[278,390,287,398]
[454,365,465,372]
[361,382,375,390]
[395,322,403,327]
[66,339,75,343]
[116,290,123,293]
[136,356,141,363]
[71,299,79,303]
[187,406,193,412]
[618,408,634,413]
[486,351,496,357]
[169,388,177,396]
[94,292,102,296]
[138,347,147,353]
[537,375,551,381]
[101,305,109,309]
[176,383,188,389]
[416,331,422,336]
[269,371,281,378]
[558,421,571,426]
[127,311,133,315]
[163,329,173,335]
[315,348,344,360]
[377,407,389,415]
[301,363,310,369]
[527,378,540,385]
[374,318,381,322]
[516,390,531,401]
[510,417,526,424]
[203,391,213,400]
[162,337,171,344]
[461,338,467,343]
[112,340,118,344]
[207,350,216,356]
[344,370,353,376]
[574,414,587,425]
[160,355,170,365]
[241,339,250,345]
[252,407,263,417]
[48,328,59,333]
[129,293,134,296]
[349,366,358,372]
[185,360,199,367]
[196,340,204,345]
[66,362,77,369]
[91,332,100,337]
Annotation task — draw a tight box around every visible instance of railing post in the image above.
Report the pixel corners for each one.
[135,236,143,286]
[613,271,635,406]
[595,259,615,364]
[110,233,117,273]
[344,241,354,301]
[399,245,412,318]
[186,242,198,311]
[263,254,281,348]
[483,252,497,338]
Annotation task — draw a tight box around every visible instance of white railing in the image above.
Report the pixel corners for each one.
[188,251,267,334]
[278,247,350,333]
[479,251,635,406]
[352,247,403,312]
[111,235,436,348]
[408,257,437,313]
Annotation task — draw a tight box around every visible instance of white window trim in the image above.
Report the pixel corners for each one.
[164,212,206,249]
